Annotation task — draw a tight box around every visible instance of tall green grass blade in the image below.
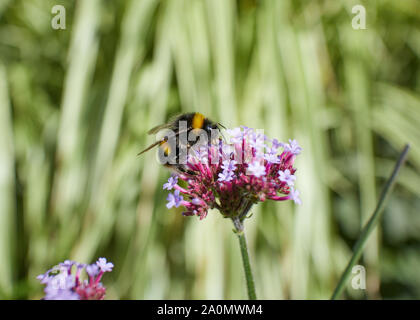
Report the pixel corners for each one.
[331,144,410,300]
[0,65,16,298]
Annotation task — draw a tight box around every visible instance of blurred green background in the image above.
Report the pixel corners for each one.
[0,0,419,299]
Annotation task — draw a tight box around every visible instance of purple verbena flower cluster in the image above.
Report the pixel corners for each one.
[37,257,114,300]
[163,126,302,220]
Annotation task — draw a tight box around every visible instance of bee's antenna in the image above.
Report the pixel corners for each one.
[137,139,165,156]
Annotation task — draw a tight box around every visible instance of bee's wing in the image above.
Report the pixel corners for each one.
[148,123,192,136]
[147,113,186,135]
[147,123,173,135]
[137,139,164,156]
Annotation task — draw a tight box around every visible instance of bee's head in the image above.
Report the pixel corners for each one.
[206,121,219,132]
[204,120,225,142]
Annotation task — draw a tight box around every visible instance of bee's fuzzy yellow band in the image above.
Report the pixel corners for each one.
[192,113,205,130]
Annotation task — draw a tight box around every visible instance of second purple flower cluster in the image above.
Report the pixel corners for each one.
[37,257,114,300]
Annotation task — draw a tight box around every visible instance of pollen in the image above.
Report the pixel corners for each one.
[160,141,171,156]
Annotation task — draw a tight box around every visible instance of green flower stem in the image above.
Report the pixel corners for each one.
[331,144,410,300]
[233,217,257,300]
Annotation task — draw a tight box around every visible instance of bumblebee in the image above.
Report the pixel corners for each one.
[138,112,224,174]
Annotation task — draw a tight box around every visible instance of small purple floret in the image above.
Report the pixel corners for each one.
[247,161,266,177]
[96,257,114,273]
[278,169,296,187]
[163,175,178,190]
[166,190,183,209]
